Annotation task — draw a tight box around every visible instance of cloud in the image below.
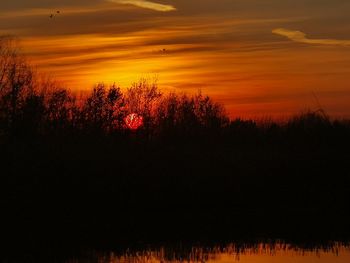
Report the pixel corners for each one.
[273,28,350,46]
[108,0,176,12]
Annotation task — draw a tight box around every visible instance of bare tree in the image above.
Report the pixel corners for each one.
[82,83,125,133]
[193,92,228,129]
[46,88,76,132]
[125,79,161,132]
[105,84,125,132]
[0,36,35,131]
[0,36,16,92]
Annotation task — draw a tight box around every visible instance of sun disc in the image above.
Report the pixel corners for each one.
[124,113,143,130]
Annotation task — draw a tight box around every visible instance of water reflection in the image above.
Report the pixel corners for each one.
[65,243,350,263]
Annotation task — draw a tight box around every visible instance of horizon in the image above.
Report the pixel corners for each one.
[1,0,350,118]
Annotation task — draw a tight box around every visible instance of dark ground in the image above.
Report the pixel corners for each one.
[1,120,350,262]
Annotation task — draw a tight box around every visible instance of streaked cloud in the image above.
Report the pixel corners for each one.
[108,0,176,12]
[273,28,350,46]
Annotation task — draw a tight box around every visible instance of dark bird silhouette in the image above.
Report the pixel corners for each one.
[49,11,60,19]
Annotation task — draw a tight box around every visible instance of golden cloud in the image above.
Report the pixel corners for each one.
[273,28,350,46]
[108,0,176,12]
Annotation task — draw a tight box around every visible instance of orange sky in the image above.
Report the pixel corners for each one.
[1,0,350,118]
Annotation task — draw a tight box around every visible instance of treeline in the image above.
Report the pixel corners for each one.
[3,37,350,141]
[0,79,228,139]
[2,36,350,142]
[0,37,228,139]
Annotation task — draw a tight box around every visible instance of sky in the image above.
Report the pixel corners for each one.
[1,0,350,118]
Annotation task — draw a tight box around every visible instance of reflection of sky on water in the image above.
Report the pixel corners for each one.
[65,243,350,263]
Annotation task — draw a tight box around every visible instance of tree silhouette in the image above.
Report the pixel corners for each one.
[125,79,161,134]
[0,37,35,134]
[82,84,125,133]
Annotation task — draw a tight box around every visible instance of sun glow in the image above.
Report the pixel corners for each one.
[125,113,144,130]
[11,5,350,119]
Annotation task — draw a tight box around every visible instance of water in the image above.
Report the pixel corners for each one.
[64,243,350,263]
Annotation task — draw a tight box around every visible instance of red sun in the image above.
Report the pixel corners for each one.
[124,113,144,130]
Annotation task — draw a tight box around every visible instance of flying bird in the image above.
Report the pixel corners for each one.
[49,11,61,19]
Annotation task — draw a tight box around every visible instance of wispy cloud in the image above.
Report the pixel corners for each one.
[108,0,176,12]
[273,28,350,46]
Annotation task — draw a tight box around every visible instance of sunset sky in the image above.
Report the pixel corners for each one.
[1,0,350,117]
